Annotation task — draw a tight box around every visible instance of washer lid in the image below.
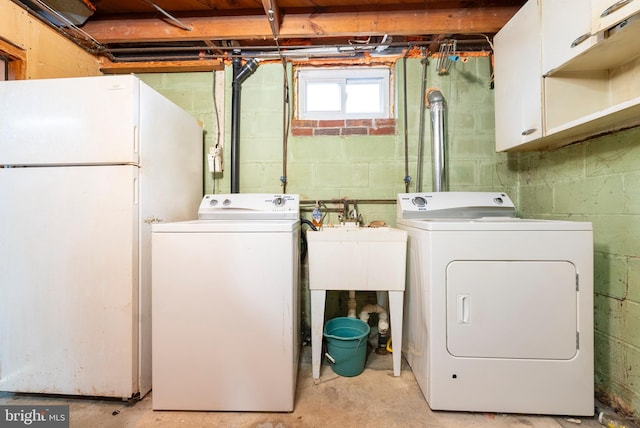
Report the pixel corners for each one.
[198,193,299,220]
[396,216,593,231]
[397,192,516,219]
[152,219,299,233]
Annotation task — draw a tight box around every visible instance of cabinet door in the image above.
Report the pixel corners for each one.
[494,0,543,151]
[592,0,640,32]
[542,0,597,75]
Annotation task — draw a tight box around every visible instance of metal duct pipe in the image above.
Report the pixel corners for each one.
[427,89,448,192]
[230,53,259,193]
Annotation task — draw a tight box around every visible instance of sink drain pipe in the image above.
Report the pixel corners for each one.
[359,304,390,353]
[230,52,259,193]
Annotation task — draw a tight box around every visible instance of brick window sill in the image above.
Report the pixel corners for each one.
[292,119,396,136]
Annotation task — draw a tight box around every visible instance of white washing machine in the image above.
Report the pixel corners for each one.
[396,192,594,416]
[151,194,300,411]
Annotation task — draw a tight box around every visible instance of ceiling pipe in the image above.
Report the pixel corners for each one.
[100,38,493,61]
[230,52,259,193]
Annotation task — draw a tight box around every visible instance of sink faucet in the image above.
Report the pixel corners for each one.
[349,203,358,221]
[339,200,361,226]
[343,200,350,221]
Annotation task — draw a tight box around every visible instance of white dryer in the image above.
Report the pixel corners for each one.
[396,192,594,416]
[151,194,300,412]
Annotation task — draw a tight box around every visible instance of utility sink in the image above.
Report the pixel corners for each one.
[307,224,408,378]
[307,225,408,291]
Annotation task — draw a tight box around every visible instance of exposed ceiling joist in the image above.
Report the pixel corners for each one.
[81,7,518,45]
[10,0,525,68]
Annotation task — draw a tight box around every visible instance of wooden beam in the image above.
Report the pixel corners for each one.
[99,58,224,74]
[83,7,518,44]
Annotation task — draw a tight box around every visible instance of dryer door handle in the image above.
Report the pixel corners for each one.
[457,294,470,324]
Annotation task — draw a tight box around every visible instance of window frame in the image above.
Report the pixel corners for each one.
[296,66,392,120]
[0,39,26,81]
[0,56,6,81]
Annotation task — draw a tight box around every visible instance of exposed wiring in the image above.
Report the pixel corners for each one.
[299,218,318,263]
[265,0,291,193]
[436,39,457,75]
[142,0,193,31]
[280,57,290,192]
[210,68,222,194]
[348,36,372,45]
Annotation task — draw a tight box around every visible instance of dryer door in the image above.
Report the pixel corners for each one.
[446,260,577,360]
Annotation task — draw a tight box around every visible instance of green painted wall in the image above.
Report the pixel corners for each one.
[516,129,640,416]
[142,57,513,227]
[139,56,640,416]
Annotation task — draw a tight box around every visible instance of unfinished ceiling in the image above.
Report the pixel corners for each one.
[13,0,526,68]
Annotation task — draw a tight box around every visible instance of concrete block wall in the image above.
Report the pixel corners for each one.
[138,72,219,195]
[143,57,512,226]
[225,56,511,226]
[516,128,640,416]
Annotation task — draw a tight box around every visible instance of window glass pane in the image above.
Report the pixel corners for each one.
[306,82,341,112]
[346,80,382,113]
[297,66,391,119]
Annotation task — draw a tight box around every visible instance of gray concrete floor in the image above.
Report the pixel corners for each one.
[0,347,609,428]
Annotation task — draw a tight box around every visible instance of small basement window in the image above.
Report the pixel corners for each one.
[297,67,392,120]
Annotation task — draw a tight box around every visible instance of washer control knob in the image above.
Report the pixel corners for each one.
[223,199,232,206]
[412,196,427,207]
[273,197,286,207]
[493,197,504,205]
[208,199,218,206]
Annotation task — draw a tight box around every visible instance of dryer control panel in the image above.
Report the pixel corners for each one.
[198,193,299,220]
[397,192,516,219]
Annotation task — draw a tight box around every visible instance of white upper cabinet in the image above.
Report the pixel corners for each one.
[542,0,597,75]
[494,0,640,151]
[494,0,542,151]
[592,0,640,32]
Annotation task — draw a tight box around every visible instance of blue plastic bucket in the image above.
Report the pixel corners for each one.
[323,317,370,377]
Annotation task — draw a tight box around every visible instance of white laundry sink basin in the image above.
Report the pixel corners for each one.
[307,225,407,291]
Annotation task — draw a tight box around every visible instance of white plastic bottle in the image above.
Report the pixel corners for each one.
[598,411,629,428]
[312,202,323,228]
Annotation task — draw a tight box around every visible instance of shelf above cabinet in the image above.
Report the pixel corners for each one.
[549,13,640,74]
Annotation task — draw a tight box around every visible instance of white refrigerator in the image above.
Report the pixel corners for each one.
[0,75,203,399]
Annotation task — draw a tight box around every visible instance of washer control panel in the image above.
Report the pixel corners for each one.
[198,194,299,220]
[397,192,516,219]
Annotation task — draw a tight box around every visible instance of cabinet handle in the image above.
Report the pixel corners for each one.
[521,128,537,136]
[601,0,634,18]
[571,32,592,48]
